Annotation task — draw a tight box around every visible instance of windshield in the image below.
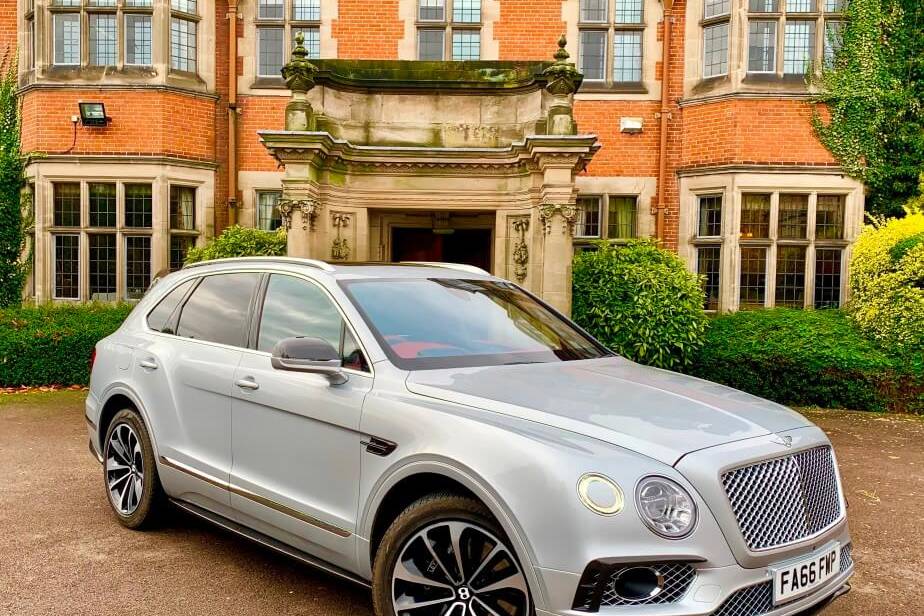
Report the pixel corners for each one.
[340,278,610,370]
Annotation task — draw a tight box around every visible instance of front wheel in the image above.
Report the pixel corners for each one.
[102,408,166,529]
[372,493,532,616]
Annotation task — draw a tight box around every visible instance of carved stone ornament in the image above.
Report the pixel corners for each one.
[511,218,530,282]
[278,198,320,231]
[542,35,581,97]
[330,212,351,261]
[281,32,319,94]
[539,203,577,235]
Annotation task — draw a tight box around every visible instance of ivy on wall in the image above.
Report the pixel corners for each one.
[812,0,924,218]
[0,54,26,307]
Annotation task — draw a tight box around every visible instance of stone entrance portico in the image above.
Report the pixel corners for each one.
[259,36,598,313]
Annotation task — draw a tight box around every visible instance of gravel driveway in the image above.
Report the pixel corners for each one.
[0,391,920,616]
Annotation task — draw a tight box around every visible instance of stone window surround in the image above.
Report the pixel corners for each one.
[563,0,662,102]
[238,0,337,94]
[684,0,844,99]
[573,176,656,244]
[21,0,216,92]
[678,171,863,312]
[576,0,647,92]
[573,193,640,242]
[415,0,483,61]
[28,161,213,303]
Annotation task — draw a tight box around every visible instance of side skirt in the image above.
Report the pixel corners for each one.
[169,498,371,589]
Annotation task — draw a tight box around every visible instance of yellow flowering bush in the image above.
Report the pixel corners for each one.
[849,208,924,351]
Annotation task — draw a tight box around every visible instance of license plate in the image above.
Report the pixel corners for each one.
[772,543,841,605]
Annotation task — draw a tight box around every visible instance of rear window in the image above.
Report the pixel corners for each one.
[146,279,194,334]
[176,273,261,347]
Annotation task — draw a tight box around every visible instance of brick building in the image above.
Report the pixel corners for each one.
[5,0,863,313]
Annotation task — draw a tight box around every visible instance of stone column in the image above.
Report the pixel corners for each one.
[537,158,580,314]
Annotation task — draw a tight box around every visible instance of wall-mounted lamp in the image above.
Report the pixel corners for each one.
[78,102,110,127]
[620,117,644,134]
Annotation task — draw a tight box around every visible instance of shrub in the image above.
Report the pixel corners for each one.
[572,240,707,370]
[185,225,287,265]
[688,308,923,413]
[0,55,26,308]
[849,210,924,351]
[0,303,132,387]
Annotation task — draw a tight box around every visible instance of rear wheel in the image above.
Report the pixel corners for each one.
[372,493,532,616]
[102,408,165,529]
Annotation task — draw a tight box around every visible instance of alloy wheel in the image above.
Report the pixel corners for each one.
[391,520,530,616]
[106,423,144,515]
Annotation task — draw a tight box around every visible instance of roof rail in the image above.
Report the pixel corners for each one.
[182,256,336,272]
[399,261,492,276]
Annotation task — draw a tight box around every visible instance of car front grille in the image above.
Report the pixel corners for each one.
[722,445,843,551]
[712,543,853,616]
[600,563,695,607]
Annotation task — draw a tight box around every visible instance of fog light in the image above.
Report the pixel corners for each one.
[611,567,663,601]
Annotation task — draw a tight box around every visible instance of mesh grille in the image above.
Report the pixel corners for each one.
[600,563,695,607]
[722,446,843,550]
[840,543,853,570]
[713,582,774,616]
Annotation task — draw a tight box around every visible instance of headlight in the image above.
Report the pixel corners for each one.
[577,473,624,516]
[636,476,697,539]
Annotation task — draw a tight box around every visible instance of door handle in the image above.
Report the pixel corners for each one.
[138,359,158,370]
[235,378,260,391]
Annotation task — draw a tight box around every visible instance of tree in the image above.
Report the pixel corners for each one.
[0,54,26,307]
[812,0,924,218]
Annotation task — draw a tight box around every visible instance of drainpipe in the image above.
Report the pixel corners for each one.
[227,0,239,226]
[655,0,674,243]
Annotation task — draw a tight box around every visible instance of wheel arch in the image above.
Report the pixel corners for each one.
[360,459,547,608]
[96,385,157,456]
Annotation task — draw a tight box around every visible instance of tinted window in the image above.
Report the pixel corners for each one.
[258,275,369,371]
[341,278,609,370]
[146,279,194,333]
[176,273,260,347]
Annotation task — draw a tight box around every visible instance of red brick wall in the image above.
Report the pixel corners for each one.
[237,95,287,171]
[574,100,660,177]
[0,0,14,62]
[681,99,837,169]
[21,90,216,161]
[332,0,403,59]
[495,0,564,61]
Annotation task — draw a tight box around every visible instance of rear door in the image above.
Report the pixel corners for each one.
[229,273,373,571]
[144,271,261,515]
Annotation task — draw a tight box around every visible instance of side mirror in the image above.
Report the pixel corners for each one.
[271,337,348,385]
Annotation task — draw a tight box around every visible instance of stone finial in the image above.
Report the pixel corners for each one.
[281,32,319,94]
[542,35,581,135]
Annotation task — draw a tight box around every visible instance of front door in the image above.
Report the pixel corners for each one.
[230,273,372,571]
[391,227,492,272]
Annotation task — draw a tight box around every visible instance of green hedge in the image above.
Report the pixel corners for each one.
[687,308,924,413]
[0,304,132,387]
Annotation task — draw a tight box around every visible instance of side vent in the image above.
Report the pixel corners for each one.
[362,436,397,457]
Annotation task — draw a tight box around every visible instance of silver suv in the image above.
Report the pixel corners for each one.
[87,258,853,616]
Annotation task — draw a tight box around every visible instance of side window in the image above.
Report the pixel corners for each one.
[176,273,261,347]
[146,279,195,334]
[258,275,369,372]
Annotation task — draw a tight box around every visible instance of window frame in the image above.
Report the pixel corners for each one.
[255,189,283,231]
[745,0,844,78]
[47,0,156,69]
[571,193,640,246]
[250,272,374,375]
[169,183,199,271]
[169,0,199,74]
[578,0,646,88]
[415,0,482,61]
[255,0,323,80]
[701,0,732,79]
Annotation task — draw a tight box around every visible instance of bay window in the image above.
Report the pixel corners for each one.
[49,0,153,68]
[746,0,845,77]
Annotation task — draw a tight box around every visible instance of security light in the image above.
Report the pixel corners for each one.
[78,102,109,127]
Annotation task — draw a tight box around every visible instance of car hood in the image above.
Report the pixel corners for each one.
[405,357,811,466]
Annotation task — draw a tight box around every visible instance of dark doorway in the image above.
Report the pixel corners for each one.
[391,227,493,272]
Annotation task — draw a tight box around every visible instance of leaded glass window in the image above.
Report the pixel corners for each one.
[89,183,117,228]
[613,31,642,82]
[607,196,637,239]
[698,195,723,237]
[579,30,607,80]
[124,184,153,228]
[90,234,117,301]
[739,247,767,308]
[697,246,722,310]
[575,197,601,238]
[125,14,153,65]
[170,186,196,230]
[258,191,283,231]
[703,23,729,77]
[783,20,815,74]
[89,14,117,66]
[170,17,197,72]
[775,246,806,307]
[54,235,80,299]
[749,21,777,72]
[815,195,844,239]
[778,194,808,239]
[125,236,152,300]
[54,184,81,227]
[452,30,480,61]
[814,249,842,307]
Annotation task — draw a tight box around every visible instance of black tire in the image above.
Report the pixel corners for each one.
[102,408,166,529]
[372,492,533,616]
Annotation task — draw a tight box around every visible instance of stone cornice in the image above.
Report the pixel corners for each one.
[259,131,601,175]
[678,91,817,108]
[25,154,219,170]
[677,163,845,177]
[16,82,221,101]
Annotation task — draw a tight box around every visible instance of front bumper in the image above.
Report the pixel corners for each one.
[535,524,853,616]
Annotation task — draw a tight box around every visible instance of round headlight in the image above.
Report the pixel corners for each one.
[635,476,697,539]
[577,473,625,516]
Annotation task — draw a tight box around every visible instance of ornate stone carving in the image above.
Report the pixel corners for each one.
[330,212,351,261]
[539,203,577,235]
[542,35,581,136]
[278,198,320,231]
[281,32,319,94]
[511,217,530,282]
